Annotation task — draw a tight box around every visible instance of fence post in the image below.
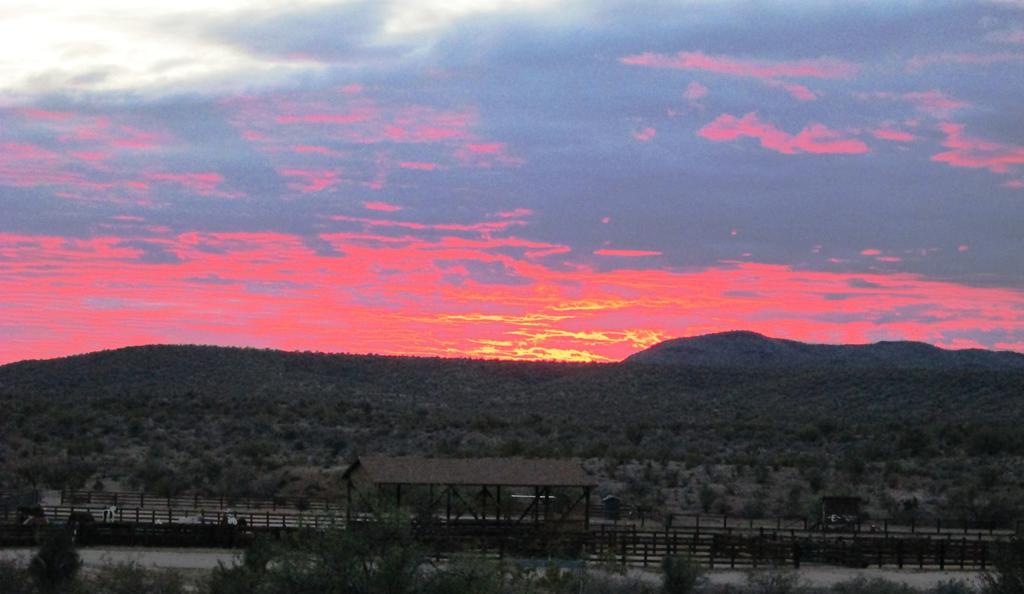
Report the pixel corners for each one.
[938,540,945,570]
[980,542,987,570]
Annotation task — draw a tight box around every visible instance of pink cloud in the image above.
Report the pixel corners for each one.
[594,249,663,257]
[632,127,657,142]
[330,214,526,235]
[339,83,364,94]
[291,145,346,157]
[683,81,708,100]
[399,161,438,170]
[18,108,74,121]
[2,229,1024,364]
[861,249,882,256]
[1003,179,1024,189]
[279,168,342,193]
[464,143,504,154]
[455,142,523,168]
[276,108,376,125]
[621,50,859,79]
[871,127,917,142]
[858,90,969,117]
[70,150,111,161]
[902,90,970,116]
[698,113,868,155]
[763,79,818,101]
[147,172,226,196]
[493,208,533,219]
[363,201,403,212]
[932,123,1024,174]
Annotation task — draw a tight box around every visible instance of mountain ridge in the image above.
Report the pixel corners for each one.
[625,331,1024,369]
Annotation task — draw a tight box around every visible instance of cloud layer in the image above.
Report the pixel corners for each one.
[1,0,1023,362]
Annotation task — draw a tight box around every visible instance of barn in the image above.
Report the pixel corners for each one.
[342,456,596,529]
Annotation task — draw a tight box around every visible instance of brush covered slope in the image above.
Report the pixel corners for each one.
[625,331,1024,369]
[2,341,1023,522]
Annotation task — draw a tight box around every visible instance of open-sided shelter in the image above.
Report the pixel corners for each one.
[342,456,597,529]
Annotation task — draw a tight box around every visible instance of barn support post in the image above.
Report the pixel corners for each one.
[495,486,502,524]
[345,480,352,524]
[445,486,452,523]
[584,487,591,530]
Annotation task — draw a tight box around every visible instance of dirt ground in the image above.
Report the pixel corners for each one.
[0,547,985,590]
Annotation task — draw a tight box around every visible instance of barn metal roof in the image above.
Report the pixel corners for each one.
[343,456,596,487]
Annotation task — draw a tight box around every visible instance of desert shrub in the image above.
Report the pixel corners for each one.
[746,570,802,594]
[88,561,187,594]
[28,531,81,593]
[662,555,705,594]
[0,559,38,594]
[418,558,504,594]
[830,577,915,594]
[982,536,1024,594]
[929,579,977,594]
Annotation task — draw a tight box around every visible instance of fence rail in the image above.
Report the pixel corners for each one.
[60,490,336,512]
[0,517,1011,571]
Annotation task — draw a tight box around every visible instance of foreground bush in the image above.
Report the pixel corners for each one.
[29,531,81,593]
[662,555,706,594]
[982,536,1024,594]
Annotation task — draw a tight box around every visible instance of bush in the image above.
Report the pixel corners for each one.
[929,579,977,594]
[662,555,704,594]
[28,531,81,593]
[982,536,1024,594]
[89,561,187,594]
[0,559,38,594]
[746,569,802,594]
[830,577,915,594]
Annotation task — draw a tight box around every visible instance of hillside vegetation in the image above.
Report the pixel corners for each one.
[2,341,1023,523]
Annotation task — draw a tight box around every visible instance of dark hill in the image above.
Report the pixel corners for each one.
[2,342,1023,507]
[624,331,1024,369]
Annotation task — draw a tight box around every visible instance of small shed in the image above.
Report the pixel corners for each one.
[342,456,597,529]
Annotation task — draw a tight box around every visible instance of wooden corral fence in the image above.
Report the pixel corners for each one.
[1,509,1014,571]
[60,489,336,512]
[3,504,345,530]
[588,506,1022,539]
[584,527,1003,570]
[48,490,1024,539]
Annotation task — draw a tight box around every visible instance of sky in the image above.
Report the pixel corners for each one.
[1,0,1024,363]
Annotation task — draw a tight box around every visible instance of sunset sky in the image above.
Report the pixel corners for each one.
[2,0,1024,363]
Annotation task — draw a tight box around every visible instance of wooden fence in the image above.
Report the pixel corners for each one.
[0,517,1011,572]
[42,490,1024,540]
[60,490,336,512]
